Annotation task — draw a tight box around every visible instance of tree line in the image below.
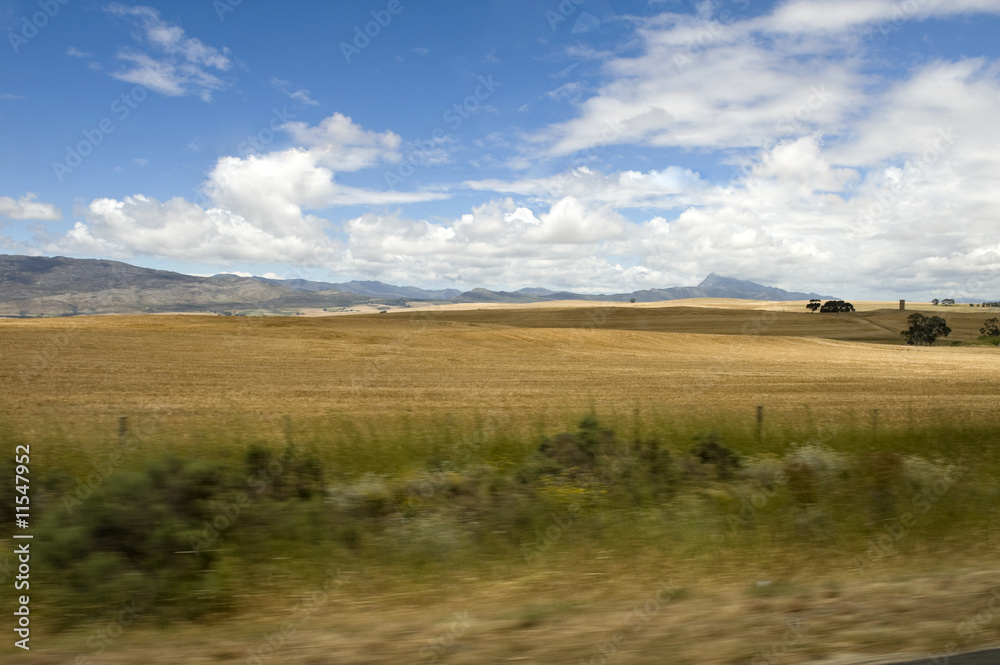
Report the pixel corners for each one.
[806,299,855,313]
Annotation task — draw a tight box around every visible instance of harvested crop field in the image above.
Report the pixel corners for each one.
[2,304,998,426]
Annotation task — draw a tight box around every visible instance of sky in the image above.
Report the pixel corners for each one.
[2,0,1000,299]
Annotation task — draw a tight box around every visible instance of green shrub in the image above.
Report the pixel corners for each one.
[691,433,740,479]
[37,455,230,623]
[17,412,999,629]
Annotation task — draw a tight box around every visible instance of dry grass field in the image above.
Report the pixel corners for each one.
[3,301,1000,664]
[3,303,999,427]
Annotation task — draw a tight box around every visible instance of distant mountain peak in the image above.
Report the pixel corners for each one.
[698,273,758,289]
[694,273,834,301]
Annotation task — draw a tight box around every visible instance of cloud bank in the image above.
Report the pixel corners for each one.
[31,1,1000,298]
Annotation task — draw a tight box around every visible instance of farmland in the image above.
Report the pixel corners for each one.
[2,301,1000,664]
[3,302,999,426]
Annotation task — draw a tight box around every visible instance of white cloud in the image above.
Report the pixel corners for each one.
[528,3,1000,162]
[522,197,628,244]
[52,195,335,264]
[528,15,864,158]
[544,81,589,102]
[829,59,998,167]
[466,165,712,210]
[269,76,319,106]
[0,194,61,221]
[52,114,445,266]
[105,4,231,101]
[339,197,642,289]
[761,0,1000,34]
[281,113,402,170]
[203,146,442,224]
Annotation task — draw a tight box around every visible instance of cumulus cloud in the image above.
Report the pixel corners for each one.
[51,114,444,266]
[449,1,1000,297]
[340,197,646,290]
[55,195,335,264]
[0,194,61,221]
[281,113,402,170]
[105,4,231,100]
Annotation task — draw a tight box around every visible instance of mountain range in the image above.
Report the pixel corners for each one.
[0,254,836,316]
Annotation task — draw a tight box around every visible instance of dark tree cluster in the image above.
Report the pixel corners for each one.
[805,299,855,313]
[819,300,855,313]
[981,317,1000,338]
[901,313,951,346]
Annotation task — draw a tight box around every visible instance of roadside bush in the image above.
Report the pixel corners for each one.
[738,453,785,488]
[23,414,992,630]
[37,455,231,623]
[519,414,618,482]
[244,442,324,500]
[691,433,740,479]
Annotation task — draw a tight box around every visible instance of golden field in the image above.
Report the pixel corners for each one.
[3,302,999,426]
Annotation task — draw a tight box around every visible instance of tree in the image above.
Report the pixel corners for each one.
[941,298,955,306]
[806,299,821,313]
[931,299,939,306]
[981,317,1000,338]
[819,300,855,313]
[901,313,951,346]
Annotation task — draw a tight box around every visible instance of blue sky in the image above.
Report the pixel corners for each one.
[2,0,1000,299]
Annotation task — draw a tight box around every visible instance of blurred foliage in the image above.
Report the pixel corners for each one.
[7,411,999,629]
[36,455,230,625]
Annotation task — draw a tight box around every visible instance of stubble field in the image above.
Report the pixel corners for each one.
[3,302,999,425]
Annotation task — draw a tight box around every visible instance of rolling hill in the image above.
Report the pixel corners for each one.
[0,255,370,315]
